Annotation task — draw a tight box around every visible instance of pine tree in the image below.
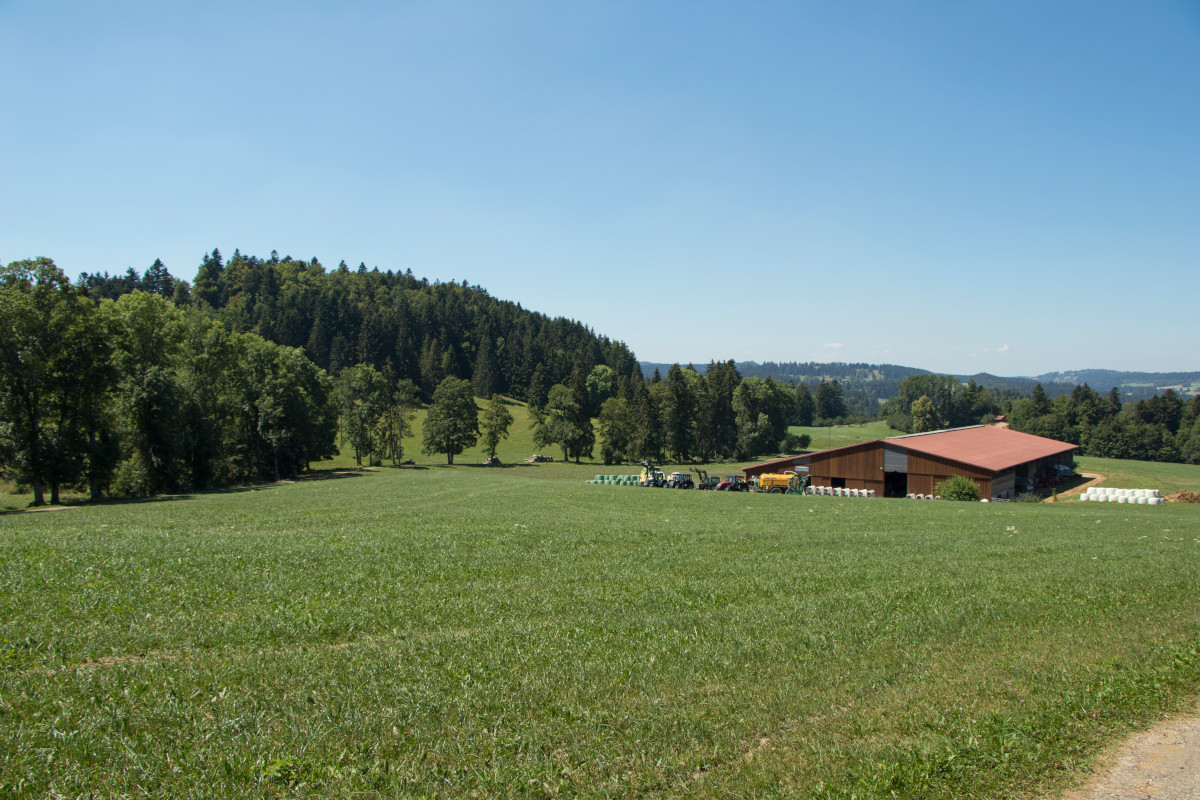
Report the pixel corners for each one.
[480,395,514,459]
[794,382,815,427]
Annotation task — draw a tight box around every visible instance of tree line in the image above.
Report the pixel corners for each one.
[1005,383,1200,464]
[1,259,339,505]
[6,253,1197,507]
[71,251,838,467]
[528,362,860,464]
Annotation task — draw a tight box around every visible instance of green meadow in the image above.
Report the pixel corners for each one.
[786,421,898,453]
[2,455,1199,798]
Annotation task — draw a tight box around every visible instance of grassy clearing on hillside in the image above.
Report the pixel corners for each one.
[2,466,1198,799]
[787,420,897,452]
[1074,456,1200,495]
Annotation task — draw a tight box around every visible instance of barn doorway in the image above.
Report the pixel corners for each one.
[884,471,908,498]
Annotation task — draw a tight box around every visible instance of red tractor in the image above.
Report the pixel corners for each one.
[716,475,750,492]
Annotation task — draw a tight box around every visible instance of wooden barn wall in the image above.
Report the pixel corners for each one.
[808,444,885,492]
[906,453,990,480]
[905,453,993,497]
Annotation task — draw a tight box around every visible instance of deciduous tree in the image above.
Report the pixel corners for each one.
[0,258,109,504]
[911,395,941,433]
[422,377,479,464]
[531,383,593,463]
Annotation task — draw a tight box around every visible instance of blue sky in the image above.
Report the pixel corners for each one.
[3,1,1198,376]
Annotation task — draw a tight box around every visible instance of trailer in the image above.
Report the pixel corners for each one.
[753,472,810,494]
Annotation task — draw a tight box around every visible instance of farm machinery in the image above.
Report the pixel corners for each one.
[638,461,667,487]
[715,475,750,492]
[596,462,810,495]
[665,472,695,489]
[753,472,811,494]
[638,461,695,488]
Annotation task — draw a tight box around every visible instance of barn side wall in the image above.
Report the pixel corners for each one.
[905,453,994,498]
[807,443,886,493]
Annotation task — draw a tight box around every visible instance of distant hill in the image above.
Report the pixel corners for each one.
[640,361,930,384]
[956,371,1200,402]
[1033,370,1200,397]
[640,361,1200,405]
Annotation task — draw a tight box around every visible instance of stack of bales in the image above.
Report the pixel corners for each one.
[1079,487,1164,505]
[585,474,641,487]
[809,486,875,498]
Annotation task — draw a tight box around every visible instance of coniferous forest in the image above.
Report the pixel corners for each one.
[4,250,1198,506]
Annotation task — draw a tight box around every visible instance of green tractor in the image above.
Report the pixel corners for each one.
[665,472,695,489]
[638,461,667,487]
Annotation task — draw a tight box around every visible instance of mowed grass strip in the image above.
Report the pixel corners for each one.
[2,466,1199,798]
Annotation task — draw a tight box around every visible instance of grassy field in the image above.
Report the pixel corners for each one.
[3,458,1199,798]
[1074,456,1200,495]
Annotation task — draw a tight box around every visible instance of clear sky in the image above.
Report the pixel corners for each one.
[3,1,1198,377]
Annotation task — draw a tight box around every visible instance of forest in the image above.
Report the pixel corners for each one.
[4,252,1198,505]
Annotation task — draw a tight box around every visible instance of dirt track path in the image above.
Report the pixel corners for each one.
[1046,473,1106,502]
[1058,708,1200,800]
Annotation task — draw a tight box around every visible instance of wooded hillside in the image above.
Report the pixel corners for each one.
[81,249,642,403]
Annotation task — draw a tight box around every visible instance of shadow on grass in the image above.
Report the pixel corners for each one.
[292,467,380,480]
[1052,473,1097,494]
[457,462,552,470]
[356,464,430,472]
[1,493,197,514]
[1,468,379,514]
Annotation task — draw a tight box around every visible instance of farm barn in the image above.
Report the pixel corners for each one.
[745,426,1079,500]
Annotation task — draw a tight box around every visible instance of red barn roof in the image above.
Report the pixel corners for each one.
[888,425,1077,472]
[745,425,1077,476]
